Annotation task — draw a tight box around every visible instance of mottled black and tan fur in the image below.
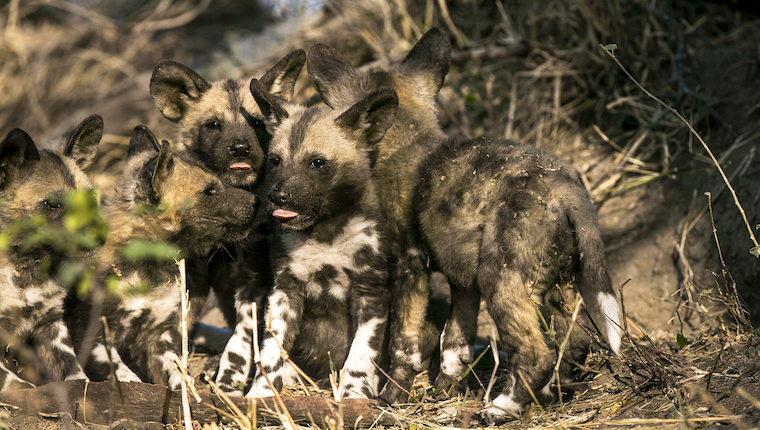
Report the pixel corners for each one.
[150,51,305,393]
[65,126,259,390]
[243,80,396,399]
[307,28,621,416]
[0,115,102,391]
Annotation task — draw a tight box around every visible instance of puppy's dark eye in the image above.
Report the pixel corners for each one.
[43,197,62,210]
[252,119,266,129]
[269,156,280,166]
[204,120,221,130]
[309,158,325,169]
[202,184,218,196]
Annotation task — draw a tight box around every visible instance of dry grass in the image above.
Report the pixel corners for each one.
[1,0,759,428]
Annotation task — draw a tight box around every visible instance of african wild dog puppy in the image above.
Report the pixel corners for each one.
[150,51,306,394]
[0,115,103,391]
[244,79,397,399]
[65,126,259,390]
[307,28,622,416]
[307,29,454,405]
[150,50,306,191]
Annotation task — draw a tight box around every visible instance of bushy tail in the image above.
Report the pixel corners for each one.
[566,190,622,355]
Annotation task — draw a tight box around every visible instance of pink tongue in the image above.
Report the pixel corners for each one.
[230,163,251,170]
[273,209,298,219]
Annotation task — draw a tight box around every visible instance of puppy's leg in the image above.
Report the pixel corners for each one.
[379,248,430,405]
[135,322,186,390]
[35,319,89,382]
[432,286,480,396]
[340,286,388,398]
[215,296,255,394]
[0,362,35,392]
[88,342,142,383]
[479,271,554,418]
[246,287,302,398]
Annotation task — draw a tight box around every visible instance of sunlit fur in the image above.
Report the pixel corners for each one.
[0,115,102,391]
[65,127,258,390]
[244,83,396,399]
[150,51,306,394]
[307,28,622,415]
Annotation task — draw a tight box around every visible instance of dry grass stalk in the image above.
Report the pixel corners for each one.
[176,258,194,430]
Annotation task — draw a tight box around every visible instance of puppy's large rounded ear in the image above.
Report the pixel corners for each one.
[250,78,290,130]
[0,128,40,188]
[150,60,212,122]
[127,125,161,159]
[150,139,174,203]
[307,43,361,109]
[335,87,398,146]
[259,49,306,100]
[64,114,103,170]
[127,126,170,205]
[399,27,451,99]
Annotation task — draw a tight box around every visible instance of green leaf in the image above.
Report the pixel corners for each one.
[676,332,689,348]
[122,238,181,262]
[750,245,760,258]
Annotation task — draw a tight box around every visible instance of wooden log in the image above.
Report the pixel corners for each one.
[0,380,399,428]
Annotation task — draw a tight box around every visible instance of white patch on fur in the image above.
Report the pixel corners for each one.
[263,290,297,337]
[160,349,185,390]
[597,291,622,354]
[215,301,254,393]
[540,374,555,398]
[49,321,88,379]
[410,351,423,371]
[0,363,34,391]
[340,316,385,398]
[440,322,475,378]
[482,375,521,416]
[392,347,422,371]
[215,332,251,392]
[246,373,277,398]
[284,217,380,289]
[247,290,299,397]
[257,338,283,369]
[439,345,471,379]
[92,344,142,382]
[246,361,299,398]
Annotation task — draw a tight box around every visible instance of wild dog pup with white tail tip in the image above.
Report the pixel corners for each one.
[245,79,396,399]
[0,115,103,391]
[65,126,259,390]
[308,28,622,417]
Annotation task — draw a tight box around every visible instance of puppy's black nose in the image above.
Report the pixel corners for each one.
[269,188,289,205]
[229,140,251,157]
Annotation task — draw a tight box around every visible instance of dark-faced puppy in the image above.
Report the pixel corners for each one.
[243,80,396,399]
[307,28,621,417]
[66,126,259,390]
[151,51,306,394]
[307,28,454,404]
[0,115,103,391]
[150,50,305,189]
